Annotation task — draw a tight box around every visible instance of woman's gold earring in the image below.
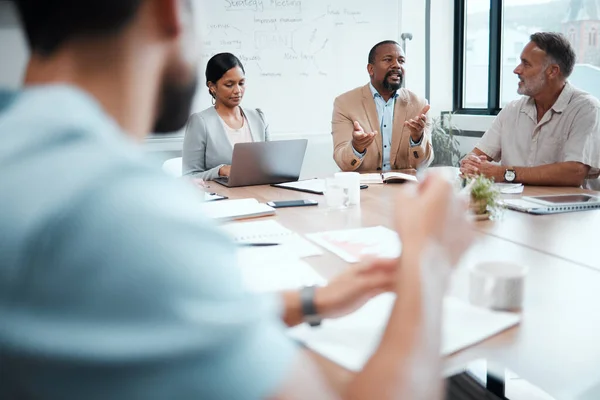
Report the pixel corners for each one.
[211,95,216,105]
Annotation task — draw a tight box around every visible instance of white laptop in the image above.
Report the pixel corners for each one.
[503,194,600,215]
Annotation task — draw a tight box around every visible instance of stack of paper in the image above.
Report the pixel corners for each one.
[220,220,323,258]
[306,226,401,262]
[199,198,275,221]
[288,294,521,371]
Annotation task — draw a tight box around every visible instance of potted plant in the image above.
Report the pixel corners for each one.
[430,112,463,167]
[467,175,501,220]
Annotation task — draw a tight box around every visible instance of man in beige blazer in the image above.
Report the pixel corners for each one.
[332,40,433,172]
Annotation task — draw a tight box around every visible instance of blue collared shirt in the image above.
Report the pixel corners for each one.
[353,83,423,170]
[0,85,296,399]
[370,82,398,171]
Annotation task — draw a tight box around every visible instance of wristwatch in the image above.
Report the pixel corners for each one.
[300,285,323,327]
[504,168,516,182]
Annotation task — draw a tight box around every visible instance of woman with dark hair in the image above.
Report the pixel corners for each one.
[182,53,269,179]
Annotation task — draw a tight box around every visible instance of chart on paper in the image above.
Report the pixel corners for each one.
[306,226,401,263]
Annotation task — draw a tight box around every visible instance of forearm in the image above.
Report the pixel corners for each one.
[415,140,434,168]
[345,249,445,400]
[472,147,493,161]
[281,290,304,327]
[513,162,589,186]
[333,141,363,171]
[183,164,223,181]
[481,162,589,186]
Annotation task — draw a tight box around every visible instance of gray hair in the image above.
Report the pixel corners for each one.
[530,32,576,78]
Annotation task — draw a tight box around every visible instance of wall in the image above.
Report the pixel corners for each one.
[0,0,480,169]
[0,1,28,89]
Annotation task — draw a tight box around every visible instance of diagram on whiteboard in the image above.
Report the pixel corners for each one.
[201,2,370,78]
[194,0,399,134]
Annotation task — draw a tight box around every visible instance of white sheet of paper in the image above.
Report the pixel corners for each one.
[238,250,326,292]
[221,220,322,258]
[306,226,401,263]
[288,295,521,371]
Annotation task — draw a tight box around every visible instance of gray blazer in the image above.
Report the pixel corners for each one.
[182,107,269,180]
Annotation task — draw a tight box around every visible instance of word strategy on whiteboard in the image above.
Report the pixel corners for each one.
[203,2,371,79]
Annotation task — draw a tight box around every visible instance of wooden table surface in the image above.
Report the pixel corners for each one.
[476,186,600,271]
[207,179,600,399]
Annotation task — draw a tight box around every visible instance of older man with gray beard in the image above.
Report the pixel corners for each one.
[461,32,600,188]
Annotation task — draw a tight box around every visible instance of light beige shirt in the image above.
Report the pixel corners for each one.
[220,117,254,147]
[476,83,600,186]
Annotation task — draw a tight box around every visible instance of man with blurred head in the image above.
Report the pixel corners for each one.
[332,40,434,172]
[461,32,600,188]
[0,1,474,399]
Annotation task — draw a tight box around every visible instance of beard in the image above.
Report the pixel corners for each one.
[517,72,546,97]
[152,75,198,134]
[382,70,403,91]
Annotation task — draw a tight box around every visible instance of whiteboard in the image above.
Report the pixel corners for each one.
[193,0,401,135]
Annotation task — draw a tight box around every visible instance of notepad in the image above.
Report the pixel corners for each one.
[288,294,521,371]
[306,226,401,262]
[199,198,275,222]
[220,220,322,258]
[360,172,418,184]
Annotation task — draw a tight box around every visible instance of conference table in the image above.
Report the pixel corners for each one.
[207,176,600,399]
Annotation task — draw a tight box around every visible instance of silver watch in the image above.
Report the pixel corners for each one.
[504,169,516,182]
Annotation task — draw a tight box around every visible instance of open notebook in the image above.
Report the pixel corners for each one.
[360,172,418,184]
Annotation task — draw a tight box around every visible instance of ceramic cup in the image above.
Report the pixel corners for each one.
[469,261,528,311]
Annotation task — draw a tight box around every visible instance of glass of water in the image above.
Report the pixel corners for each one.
[325,177,349,209]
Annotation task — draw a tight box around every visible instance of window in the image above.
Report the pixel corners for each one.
[454,0,600,114]
[462,0,490,109]
[568,28,576,44]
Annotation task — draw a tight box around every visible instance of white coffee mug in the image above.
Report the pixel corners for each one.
[334,172,361,205]
[469,262,528,311]
[324,177,349,209]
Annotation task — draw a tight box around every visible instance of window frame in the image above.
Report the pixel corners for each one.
[453,0,503,115]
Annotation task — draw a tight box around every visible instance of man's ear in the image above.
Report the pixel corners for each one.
[547,63,561,80]
[154,0,183,39]
[367,63,374,78]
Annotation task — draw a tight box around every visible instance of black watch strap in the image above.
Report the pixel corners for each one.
[300,285,322,327]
